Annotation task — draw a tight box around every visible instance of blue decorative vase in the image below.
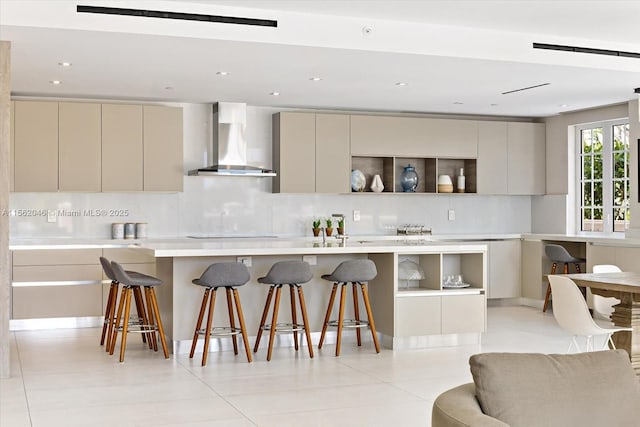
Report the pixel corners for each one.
[400,164,418,192]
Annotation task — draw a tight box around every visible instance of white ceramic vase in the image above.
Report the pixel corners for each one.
[370,174,384,193]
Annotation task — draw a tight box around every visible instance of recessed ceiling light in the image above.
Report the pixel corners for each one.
[50,80,61,85]
[490,103,499,107]
[58,62,72,67]
[309,77,322,81]
[395,82,407,86]
[270,92,280,96]
[165,86,174,90]
[559,104,570,107]
[453,101,464,105]
[216,71,229,76]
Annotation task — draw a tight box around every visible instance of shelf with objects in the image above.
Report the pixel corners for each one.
[350,155,476,194]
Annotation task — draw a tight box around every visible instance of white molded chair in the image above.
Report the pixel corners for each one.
[589,264,622,321]
[548,275,631,352]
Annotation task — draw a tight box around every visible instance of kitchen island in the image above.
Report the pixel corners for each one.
[135,238,488,354]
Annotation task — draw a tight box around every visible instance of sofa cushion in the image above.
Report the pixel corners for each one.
[469,350,640,427]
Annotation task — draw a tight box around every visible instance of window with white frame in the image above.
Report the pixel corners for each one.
[577,119,629,233]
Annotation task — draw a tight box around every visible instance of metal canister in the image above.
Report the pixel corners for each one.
[135,222,147,239]
[124,223,136,239]
[111,223,124,240]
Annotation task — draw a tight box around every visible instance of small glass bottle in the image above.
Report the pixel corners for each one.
[457,168,465,193]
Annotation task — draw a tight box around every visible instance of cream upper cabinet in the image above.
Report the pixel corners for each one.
[507,122,546,195]
[58,102,101,191]
[350,115,429,156]
[273,112,316,193]
[477,121,508,194]
[143,105,183,192]
[425,118,478,158]
[315,114,350,193]
[101,104,143,191]
[350,115,477,158]
[14,101,58,192]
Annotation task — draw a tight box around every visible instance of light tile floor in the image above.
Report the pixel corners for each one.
[0,306,601,427]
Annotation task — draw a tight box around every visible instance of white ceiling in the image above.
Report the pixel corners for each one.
[1,0,640,117]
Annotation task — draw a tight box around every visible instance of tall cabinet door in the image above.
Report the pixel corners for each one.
[273,112,316,193]
[59,102,101,191]
[316,114,350,193]
[14,101,58,192]
[101,104,143,191]
[477,121,508,194]
[143,105,183,192]
[507,122,545,195]
[10,101,14,191]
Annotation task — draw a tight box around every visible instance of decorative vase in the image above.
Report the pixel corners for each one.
[312,227,321,237]
[457,168,465,193]
[370,174,384,193]
[351,169,366,192]
[325,227,334,237]
[400,164,418,192]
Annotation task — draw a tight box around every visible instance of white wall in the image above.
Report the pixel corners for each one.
[9,104,533,239]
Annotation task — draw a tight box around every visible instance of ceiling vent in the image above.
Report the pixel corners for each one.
[77,5,277,27]
[533,43,640,59]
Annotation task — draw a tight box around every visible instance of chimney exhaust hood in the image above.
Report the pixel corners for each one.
[188,102,276,176]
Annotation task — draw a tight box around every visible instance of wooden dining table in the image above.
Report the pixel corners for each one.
[565,272,640,375]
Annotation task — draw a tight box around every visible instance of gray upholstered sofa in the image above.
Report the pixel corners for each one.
[432,350,640,427]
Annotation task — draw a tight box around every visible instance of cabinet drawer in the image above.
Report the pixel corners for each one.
[13,265,102,283]
[103,248,155,264]
[13,249,102,266]
[13,285,102,319]
[395,296,441,337]
[441,294,485,334]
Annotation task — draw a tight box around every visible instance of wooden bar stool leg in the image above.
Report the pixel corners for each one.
[232,288,252,363]
[290,285,299,351]
[543,262,558,312]
[319,283,338,349]
[104,282,119,352]
[190,289,210,359]
[267,286,282,361]
[352,282,362,346]
[148,287,169,359]
[336,283,347,357]
[101,281,117,346]
[254,286,274,353]
[202,288,217,366]
[360,282,380,353]
[296,285,314,358]
[226,288,239,355]
[133,286,148,346]
[119,287,133,363]
[143,286,158,352]
[109,286,128,355]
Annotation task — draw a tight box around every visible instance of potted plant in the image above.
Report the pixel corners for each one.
[325,218,334,237]
[337,218,345,236]
[312,219,321,237]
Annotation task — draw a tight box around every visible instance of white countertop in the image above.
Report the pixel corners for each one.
[9,232,639,253]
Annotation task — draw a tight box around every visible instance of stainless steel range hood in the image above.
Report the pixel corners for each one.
[188,102,276,176]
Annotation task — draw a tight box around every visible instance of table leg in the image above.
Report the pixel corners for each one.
[610,292,640,375]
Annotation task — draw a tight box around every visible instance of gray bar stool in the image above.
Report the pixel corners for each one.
[99,257,151,351]
[319,259,380,356]
[543,244,586,312]
[189,262,252,366]
[109,261,169,363]
[254,260,314,361]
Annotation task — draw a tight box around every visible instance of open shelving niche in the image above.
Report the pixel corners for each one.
[351,156,477,193]
[396,252,485,296]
